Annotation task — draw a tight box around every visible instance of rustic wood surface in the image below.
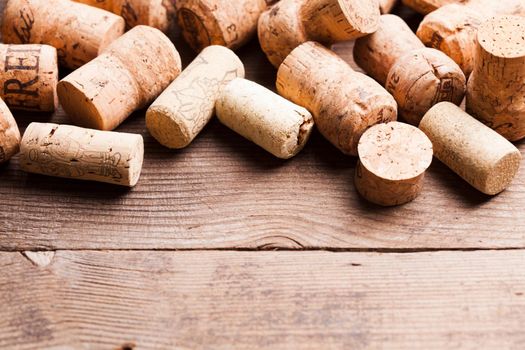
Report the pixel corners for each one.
[1,3,525,349]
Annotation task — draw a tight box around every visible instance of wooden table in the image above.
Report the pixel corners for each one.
[1,4,524,349]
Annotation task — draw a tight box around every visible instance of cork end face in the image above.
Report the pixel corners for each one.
[338,0,380,35]
[176,2,220,52]
[57,80,105,130]
[128,136,144,187]
[478,16,525,59]
[280,108,314,159]
[146,106,192,149]
[482,151,522,195]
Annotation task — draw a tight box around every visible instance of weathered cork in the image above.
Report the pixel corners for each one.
[73,0,176,32]
[354,14,466,125]
[0,98,21,164]
[420,102,522,195]
[259,0,380,67]
[466,16,525,141]
[216,78,314,159]
[355,121,433,206]
[58,26,181,131]
[176,0,273,52]
[2,0,125,69]
[380,0,398,13]
[277,41,397,156]
[19,122,144,187]
[146,45,244,149]
[0,44,58,112]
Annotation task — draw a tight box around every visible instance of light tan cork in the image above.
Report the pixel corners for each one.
[0,98,21,164]
[19,122,144,187]
[354,121,433,206]
[466,16,525,141]
[401,0,457,14]
[216,78,314,159]
[58,25,181,131]
[380,0,398,13]
[0,44,58,112]
[72,0,176,32]
[277,41,397,156]
[420,102,522,195]
[176,0,273,52]
[146,45,244,149]
[2,0,125,69]
[258,0,380,67]
[354,15,466,125]
[403,0,525,15]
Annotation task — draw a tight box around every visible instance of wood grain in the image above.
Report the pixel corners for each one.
[1,250,525,349]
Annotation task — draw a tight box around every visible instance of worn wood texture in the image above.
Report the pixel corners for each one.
[1,250,525,349]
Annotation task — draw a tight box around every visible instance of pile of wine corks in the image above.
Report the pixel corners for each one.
[0,0,522,208]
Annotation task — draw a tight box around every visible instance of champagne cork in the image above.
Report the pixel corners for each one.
[258,0,380,67]
[0,98,21,164]
[354,15,466,125]
[2,0,125,69]
[380,0,398,13]
[466,16,525,142]
[420,102,522,195]
[58,25,181,131]
[0,44,58,112]
[146,46,244,149]
[216,78,314,159]
[72,0,176,32]
[19,122,144,187]
[176,0,273,52]
[354,121,433,206]
[277,41,397,156]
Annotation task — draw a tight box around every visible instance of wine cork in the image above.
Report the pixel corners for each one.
[72,0,176,32]
[420,102,522,195]
[0,98,21,164]
[19,122,144,187]
[58,26,181,131]
[354,15,466,125]
[258,0,380,67]
[380,0,398,13]
[146,45,244,149]
[277,41,397,156]
[401,0,457,14]
[176,0,273,52]
[466,16,525,142]
[354,121,433,206]
[2,0,125,69]
[0,44,58,112]
[216,78,314,159]
[403,0,525,15]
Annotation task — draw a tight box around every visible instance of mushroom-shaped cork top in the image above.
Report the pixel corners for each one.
[478,16,525,59]
[358,121,433,182]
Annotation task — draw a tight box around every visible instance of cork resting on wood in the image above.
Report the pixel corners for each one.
[72,0,176,32]
[354,121,433,206]
[2,0,125,69]
[277,41,397,156]
[0,44,58,112]
[176,0,275,52]
[354,15,466,125]
[420,103,522,195]
[216,78,314,159]
[258,0,380,67]
[58,26,182,131]
[19,123,144,187]
[146,46,244,149]
[466,16,525,142]
[0,98,21,164]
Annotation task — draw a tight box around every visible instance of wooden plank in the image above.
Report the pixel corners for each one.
[1,250,525,349]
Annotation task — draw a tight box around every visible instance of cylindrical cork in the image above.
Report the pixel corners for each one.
[58,26,181,131]
[277,41,397,156]
[0,44,58,112]
[354,15,424,85]
[146,45,245,149]
[176,0,272,52]
[386,48,465,125]
[420,102,522,195]
[380,0,398,13]
[19,122,144,187]
[216,78,314,159]
[466,16,525,141]
[72,0,176,32]
[416,4,484,76]
[0,98,21,164]
[355,121,433,206]
[401,0,457,14]
[2,0,125,69]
